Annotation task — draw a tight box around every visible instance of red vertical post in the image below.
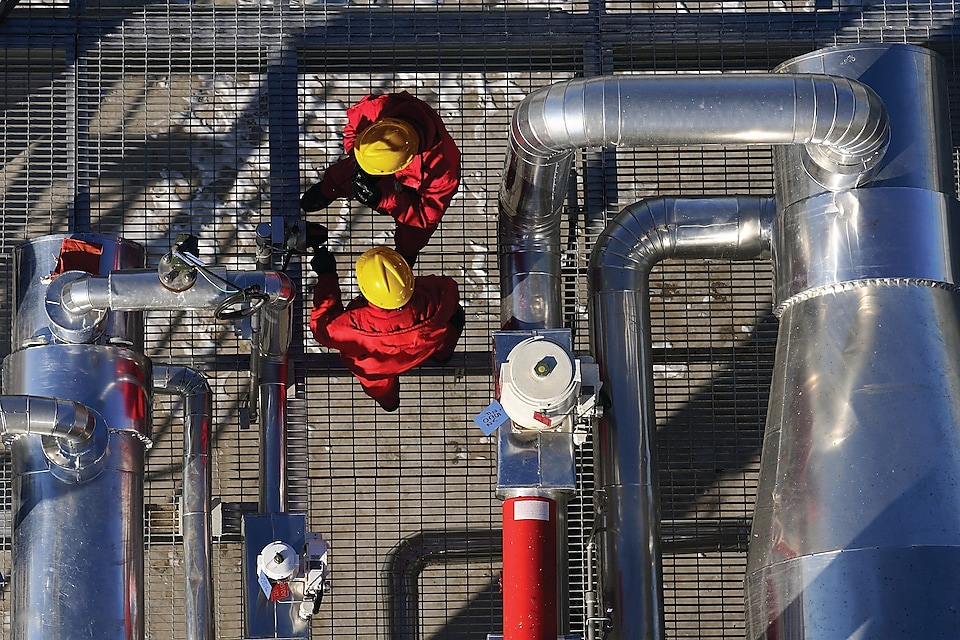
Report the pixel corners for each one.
[502,496,558,640]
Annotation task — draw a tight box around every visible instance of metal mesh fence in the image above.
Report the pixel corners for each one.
[0,0,958,638]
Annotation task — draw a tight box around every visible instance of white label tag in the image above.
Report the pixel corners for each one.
[514,499,550,521]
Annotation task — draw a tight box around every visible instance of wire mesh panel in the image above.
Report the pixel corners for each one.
[0,1,959,639]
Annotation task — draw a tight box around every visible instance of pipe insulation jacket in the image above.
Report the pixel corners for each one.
[588,197,773,640]
[0,394,97,444]
[747,43,960,640]
[499,72,887,330]
[59,268,295,313]
[153,365,214,640]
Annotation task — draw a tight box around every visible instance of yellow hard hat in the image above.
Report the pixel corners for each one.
[355,118,420,176]
[356,246,415,309]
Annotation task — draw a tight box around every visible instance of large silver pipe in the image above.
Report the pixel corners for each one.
[3,344,152,640]
[12,234,145,350]
[746,44,960,639]
[589,196,773,640]
[500,72,888,330]
[4,235,149,640]
[153,366,214,640]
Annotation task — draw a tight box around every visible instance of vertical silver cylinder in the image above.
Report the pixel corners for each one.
[13,234,145,350]
[771,44,959,308]
[4,345,151,640]
[747,44,960,639]
[4,234,150,640]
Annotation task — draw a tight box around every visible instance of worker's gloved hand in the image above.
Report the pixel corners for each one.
[352,170,382,208]
[304,222,328,250]
[310,247,337,275]
[300,183,334,212]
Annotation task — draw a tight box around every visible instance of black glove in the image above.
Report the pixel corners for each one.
[352,170,382,208]
[310,247,337,275]
[300,182,334,212]
[303,222,328,250]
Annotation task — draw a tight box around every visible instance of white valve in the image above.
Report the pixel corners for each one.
[499,336,581,431]
[258,540,299,582]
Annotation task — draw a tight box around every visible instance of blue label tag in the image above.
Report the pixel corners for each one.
[473,400,510,435]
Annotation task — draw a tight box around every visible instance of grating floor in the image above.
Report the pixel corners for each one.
[0,1,959,638]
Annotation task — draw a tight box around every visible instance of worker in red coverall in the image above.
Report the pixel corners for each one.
[309,245,465,412]
[300,91,461,266]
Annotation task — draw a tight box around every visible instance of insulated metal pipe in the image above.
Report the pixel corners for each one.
[500,71,889,330]
[58,268,293,313]
[500,52,899,640]
[153,365,214,640]
[4,234,149,640]
[0,394,97,444]
[255,288,294,514]
[746,44,960,639]
[589,196,773,640]
[49,262,296,513]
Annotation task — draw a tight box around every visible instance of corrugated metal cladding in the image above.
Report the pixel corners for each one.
[0,0,957,637]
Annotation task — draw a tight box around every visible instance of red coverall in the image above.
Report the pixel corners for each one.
[314,91,461,258]
[310,272,463,410]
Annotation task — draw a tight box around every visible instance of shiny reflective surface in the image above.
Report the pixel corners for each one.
[60,268,294,313]
[747,287,960,638]
[501,68,887,330]
[774,189,960,309]
[153,366,214,640]
[4,345,150,640]
[5,235,151,639]
[773,44,953,210]
[747,44,960,639]
[589,197,771,640]
[243,513,309,639]
[13,234,145,349]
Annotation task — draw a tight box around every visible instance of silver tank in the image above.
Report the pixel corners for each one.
[13,233,146,350]
[3,235,150,640]
[746,44,960,638]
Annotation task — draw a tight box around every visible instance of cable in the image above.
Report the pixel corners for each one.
[174,250,270,320]
[214,285,269,321]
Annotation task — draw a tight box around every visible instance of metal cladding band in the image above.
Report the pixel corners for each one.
[771,44,959,308]
[383,529,502,640]
[0,394,96,444]
[747,44,960,639]
[499,72,888,330]
[153,366,214,640]
[588,197,773,640]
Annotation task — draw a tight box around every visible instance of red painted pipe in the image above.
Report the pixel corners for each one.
[502,496,558,640]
